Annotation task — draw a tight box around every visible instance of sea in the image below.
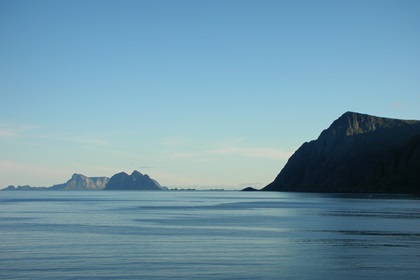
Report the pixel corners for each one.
[1,191,420,280]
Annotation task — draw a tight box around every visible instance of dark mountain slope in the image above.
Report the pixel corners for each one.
[263,112,420,193]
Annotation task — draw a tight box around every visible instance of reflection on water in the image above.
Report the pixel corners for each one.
[1,191,419,279]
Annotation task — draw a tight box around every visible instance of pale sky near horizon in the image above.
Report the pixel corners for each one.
[1,0,419,189]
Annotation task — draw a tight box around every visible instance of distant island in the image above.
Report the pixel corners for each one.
[241,187,259,192]
[105,170,164,190]
[4,170,166,191]
[263,111,420,193]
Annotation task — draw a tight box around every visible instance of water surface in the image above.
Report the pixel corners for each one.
[1,191,419,279]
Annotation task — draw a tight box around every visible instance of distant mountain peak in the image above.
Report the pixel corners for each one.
[50,174,109,190]
[131,170,143,177]
[71,173,85,179]
[104,170,162,190]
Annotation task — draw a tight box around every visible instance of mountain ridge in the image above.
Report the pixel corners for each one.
[320,111,419,138]
[263,112,420,193]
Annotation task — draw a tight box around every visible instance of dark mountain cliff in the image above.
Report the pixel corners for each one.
[104,170,163,190]
[263,112,420,193]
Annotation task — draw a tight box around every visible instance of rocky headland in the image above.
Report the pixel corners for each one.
[263,112,420,193]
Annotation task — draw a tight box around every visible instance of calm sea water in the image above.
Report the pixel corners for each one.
[1,191,419,279]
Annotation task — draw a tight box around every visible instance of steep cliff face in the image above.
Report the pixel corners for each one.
[263,112,420,193]
[104,170,162,190]
[50,174,109,190]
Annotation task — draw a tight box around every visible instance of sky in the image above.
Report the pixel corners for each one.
[1,0,419,189]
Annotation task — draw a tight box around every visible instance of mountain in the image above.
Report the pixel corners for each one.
[50,174,109,190]
[3,171,164,191]
[3,174,109,191]
[263,112,420,193]
[104,170,163,190]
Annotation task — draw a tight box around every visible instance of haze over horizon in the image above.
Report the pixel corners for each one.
[1,0,419,189]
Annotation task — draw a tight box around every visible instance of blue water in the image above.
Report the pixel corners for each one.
[1,191,420,279]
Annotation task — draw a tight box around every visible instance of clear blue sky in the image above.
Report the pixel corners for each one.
[1,0,419,189]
